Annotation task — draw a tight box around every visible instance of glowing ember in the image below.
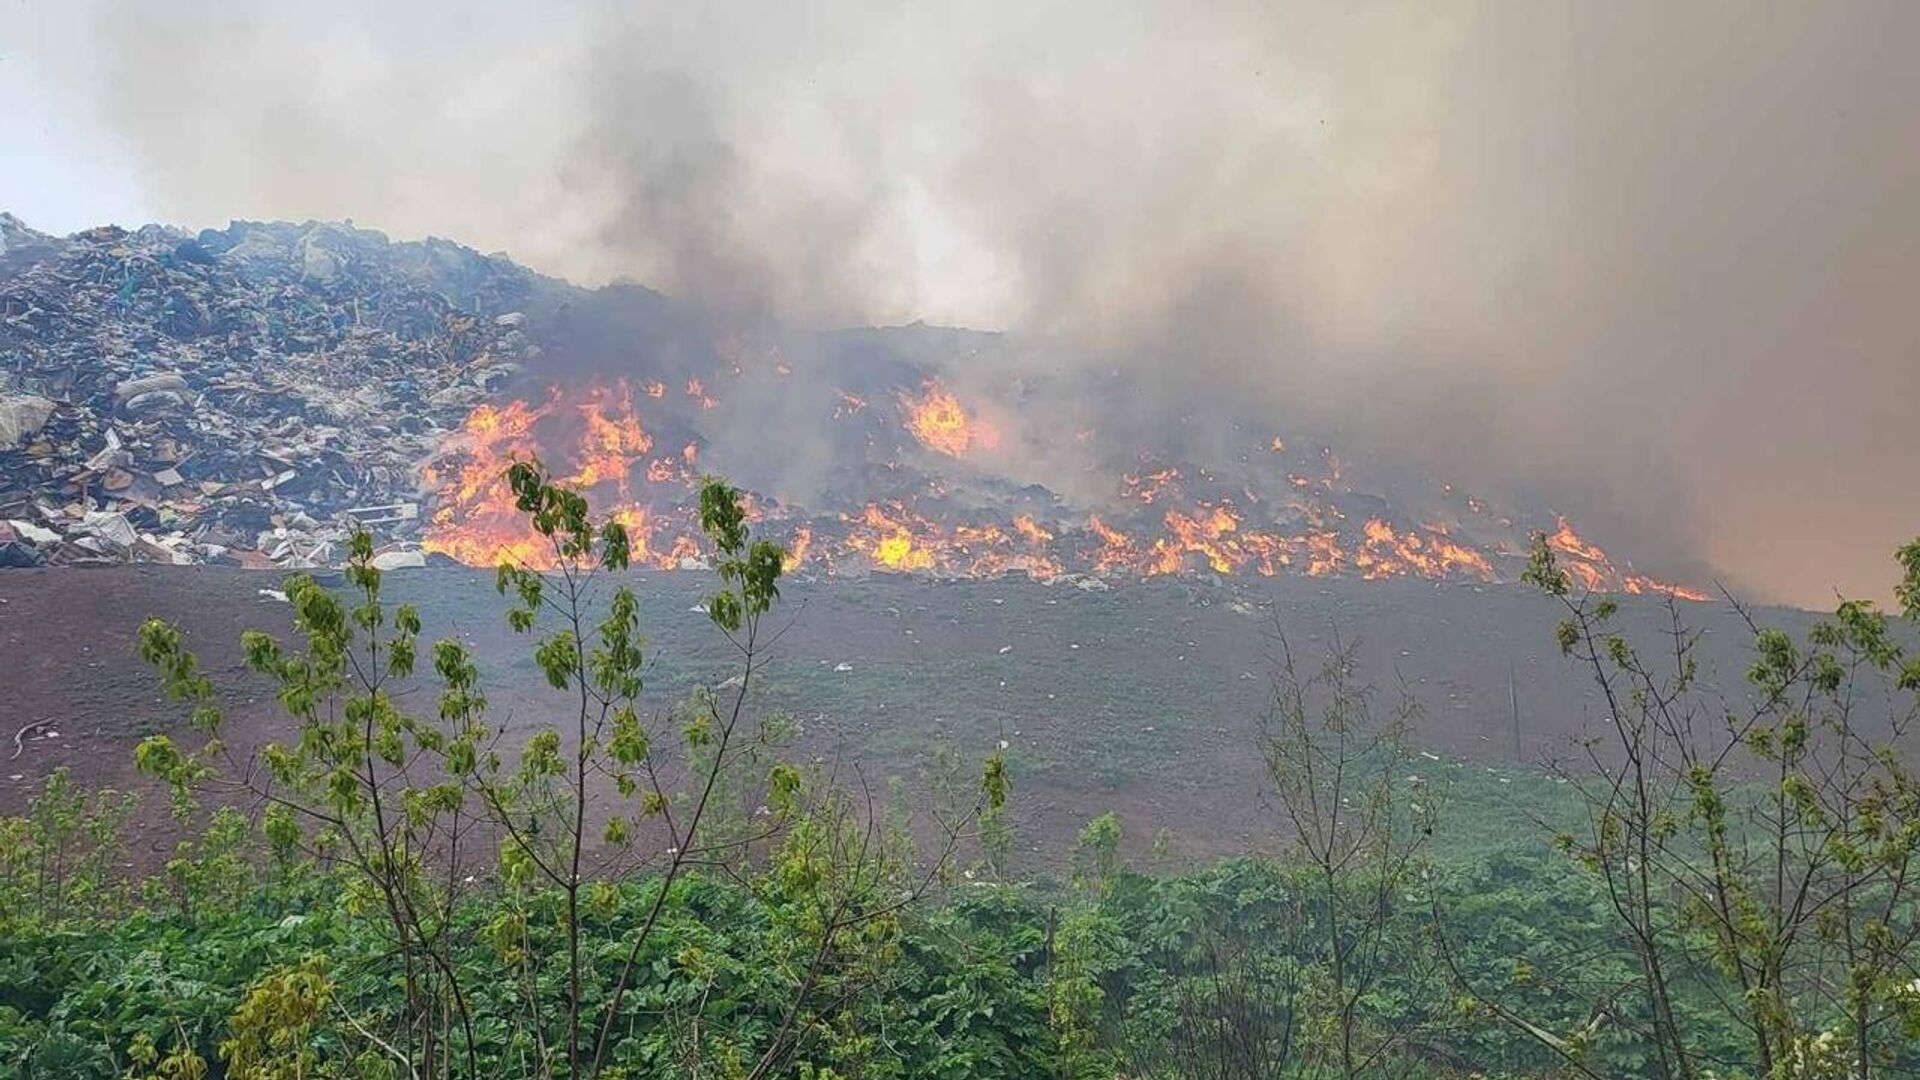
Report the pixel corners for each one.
[1013,515,1053,545]
[834,390,867,419]
[1123,468,1182,504]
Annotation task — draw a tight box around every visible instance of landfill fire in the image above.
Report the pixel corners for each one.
[419,384,704,570]
[899,379,994,458]
[0,216,1705,600]
[419,376,1708,600]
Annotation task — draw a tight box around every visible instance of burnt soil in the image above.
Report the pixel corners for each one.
[0,567,1831,870]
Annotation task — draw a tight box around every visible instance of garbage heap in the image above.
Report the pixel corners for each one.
[0,213,541,568]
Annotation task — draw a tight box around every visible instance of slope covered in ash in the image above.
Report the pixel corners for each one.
[1,215,1696,596]
[0,566,1824,865]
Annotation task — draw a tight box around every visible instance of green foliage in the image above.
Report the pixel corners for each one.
[100,465,1008,1080]
[14,758,1920,1080]
[1072,813,1123,894]
[219,956,335,1080]
[1896,538,1920,619]
[0,766,135,933]
[1509,529,1920,1080]
[1520,532,1570,598]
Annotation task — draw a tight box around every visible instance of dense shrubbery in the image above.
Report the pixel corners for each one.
[0,786,1661,1080]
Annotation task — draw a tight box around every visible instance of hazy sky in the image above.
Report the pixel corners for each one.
[5,1,1917,607]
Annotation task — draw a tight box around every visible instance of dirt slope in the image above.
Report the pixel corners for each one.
[0,567,1830,866]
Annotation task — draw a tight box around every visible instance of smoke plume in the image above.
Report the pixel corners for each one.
[14,0,1919,605]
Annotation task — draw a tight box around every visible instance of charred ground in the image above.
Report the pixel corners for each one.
[0,565,1824,869]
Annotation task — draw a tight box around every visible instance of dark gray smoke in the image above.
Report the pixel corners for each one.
[15,0,1919,606]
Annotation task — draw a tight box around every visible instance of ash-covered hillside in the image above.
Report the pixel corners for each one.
[1,215,1699,597]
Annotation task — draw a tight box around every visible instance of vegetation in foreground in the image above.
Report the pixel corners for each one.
[3,470,1919,1080]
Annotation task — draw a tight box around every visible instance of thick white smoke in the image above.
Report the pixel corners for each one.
[12,0,1920,605]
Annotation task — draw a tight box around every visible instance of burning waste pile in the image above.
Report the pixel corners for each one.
[417,344,1705,598]
[0,214,536,568]
[1,212,1703,598]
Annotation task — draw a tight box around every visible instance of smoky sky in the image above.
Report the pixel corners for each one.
[12,0,1919,607]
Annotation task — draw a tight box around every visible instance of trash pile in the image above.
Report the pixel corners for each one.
[0,214,541,568]
[0,213,1706,596]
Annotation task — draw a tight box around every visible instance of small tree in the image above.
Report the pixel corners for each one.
[1072,812,1123,896]
[1449,533,1920,1080]
[135,464,1006,1079]
[139,528,483,1078]
[0,766,135,932]
[1262,629,1433,1079]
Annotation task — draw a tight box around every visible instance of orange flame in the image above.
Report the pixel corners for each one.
[783,526,813,572]
[900,380,993,457]
[417,383,1707,599]
[1013,515,1054,545]
[422,383,703,570]
[1547,518,1710,601]
[567,381,653,494]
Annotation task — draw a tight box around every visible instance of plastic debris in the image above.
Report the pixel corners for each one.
[0,216,535,568]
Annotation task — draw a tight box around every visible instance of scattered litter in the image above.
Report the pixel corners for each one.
[5,519,59,545]
[0,395,56,448]
[370,549,426,571]
[11,718,54,760]
[346,502,419,525]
